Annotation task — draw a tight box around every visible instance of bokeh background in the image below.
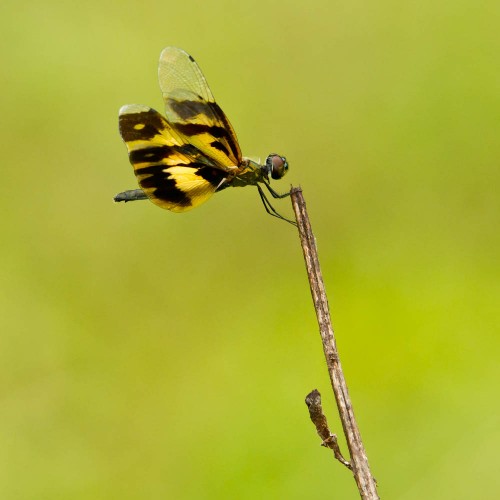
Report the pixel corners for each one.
[1,0,498,498]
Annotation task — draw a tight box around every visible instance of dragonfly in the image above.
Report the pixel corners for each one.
[114,47,294,225]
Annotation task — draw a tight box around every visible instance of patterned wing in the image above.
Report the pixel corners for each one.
[158,47,242,169]
[119,104,227,212]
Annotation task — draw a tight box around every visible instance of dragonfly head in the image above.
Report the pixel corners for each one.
[266,154,289,180]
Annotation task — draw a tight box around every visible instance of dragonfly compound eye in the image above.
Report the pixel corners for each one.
[267,154,289,180]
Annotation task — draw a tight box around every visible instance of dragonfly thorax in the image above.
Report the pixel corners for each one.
[228,154,287,189]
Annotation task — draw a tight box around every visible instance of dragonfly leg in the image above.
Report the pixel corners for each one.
[262,182,291,199]
[257,185,297,226]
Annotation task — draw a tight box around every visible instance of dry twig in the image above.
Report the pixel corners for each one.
[291,187,379,500]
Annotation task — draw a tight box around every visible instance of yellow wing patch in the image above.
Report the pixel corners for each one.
[119,104,225,212]
[159,166,218,212]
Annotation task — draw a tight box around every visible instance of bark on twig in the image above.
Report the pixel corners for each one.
[290,187,379,500]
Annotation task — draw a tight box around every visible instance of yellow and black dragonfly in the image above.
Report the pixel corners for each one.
[114,47,294,224]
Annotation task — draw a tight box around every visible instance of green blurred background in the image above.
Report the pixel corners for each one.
[1,0,498,498]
